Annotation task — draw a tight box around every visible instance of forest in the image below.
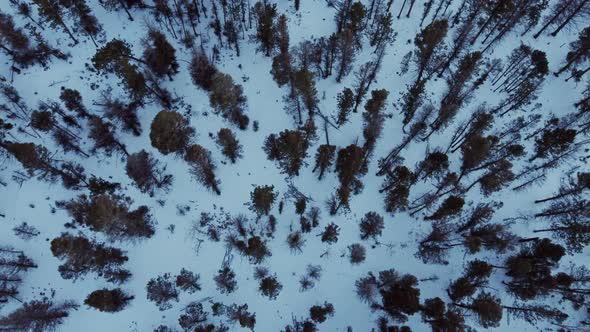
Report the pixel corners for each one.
[0,0,590,331]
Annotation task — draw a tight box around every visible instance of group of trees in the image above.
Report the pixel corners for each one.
[146,269,201,310]
[1,0,590,331]
[190,51,250,129]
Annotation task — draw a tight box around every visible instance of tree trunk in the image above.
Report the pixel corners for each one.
[550,0,590,37]
[533,0,576,38]
[118,0,135,21]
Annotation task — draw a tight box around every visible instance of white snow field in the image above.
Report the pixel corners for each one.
[0,0,589,331]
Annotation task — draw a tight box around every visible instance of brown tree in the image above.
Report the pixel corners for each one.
[150,110,194,155]
[184,144,221,195]
[84,288,133,312]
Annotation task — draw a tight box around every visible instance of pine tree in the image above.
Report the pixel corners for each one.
[88,116,129,156]
[429,51,482,135]
[214,266,237,294]
[32,0,78,44]
[530,128,577,161]
[348,243,366,264]
[359,211,384,241]
[84,288,133,312]
[362,89,388,169]
[209,72,250,129]
[424,195,464,221]
[178,302,208,331]
[126,149,173,195]
[50,233,130,282]
[259,274,283,299]
[99,0,144,21]
[286,230,306,253]
[59,88,90,118]
[92,39,149,101]
[150,110,194,155]
[401,19,448,126]
[312,144,336,180]
[336,87,354,126]
[63,0,104,47]
[254,1,278,56]
[263,129,309,176]
[190,51,218,91]
[146,273,179,310]
[216,128,243,163]
[227,303,256,330]
[309,302,334,323]
[0,141,87,189]
[0,299,78,332]
[0,247,36,307]
[421,297,466,331]
[249,185,277,216]
[335,29,356,82]
[447,260,492,302]
[58,193,155,240]
[184,144,221,195]
[176,268,201,293]
[321,222,340,244]
[556,26,590,76]
[534,0,590,38]
[142,28,179,80]
[356,268,421,322]
[0,10,67,69]
[454,292,502,328]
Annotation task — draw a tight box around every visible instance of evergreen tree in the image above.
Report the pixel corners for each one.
[259,274,283,300]
[254,1,278,56]
[50,233,131,282]
[336,87,354,126]
[263,129,309,176]
[0,10,67,69]
[454,292,502,328]
[359,211,385,241]
[176,268,201,293]
[126,149,173,195]
[0,299,78,332]
[401,19,448,126]
[190,51,218,91]
[32,0,78,44]
[142,28,179,80]
[309,302,334,323]
[227,303,256,330]
[214,266,237,294]
[58,193,155,240]
[355,268,421,322]
[84,288,133,312]
[209,72,250,129]
[556,26,590,78]
[0,247,36,307]
[215,128,243,163]
[146,273,179,310]
[321,222,340,244]
[312,144,336,180]
[150,110,194,155]
[88,115,129,156]
[348,243,366,264]
[184,144,221,195]
[249,185,277,217]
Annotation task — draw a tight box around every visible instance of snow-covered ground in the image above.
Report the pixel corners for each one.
[0,0,588,331]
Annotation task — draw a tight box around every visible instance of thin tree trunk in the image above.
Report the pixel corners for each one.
[550,0,590,36]
[533,0,576,38]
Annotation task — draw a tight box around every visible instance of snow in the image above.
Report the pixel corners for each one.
[0,0,588,331]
